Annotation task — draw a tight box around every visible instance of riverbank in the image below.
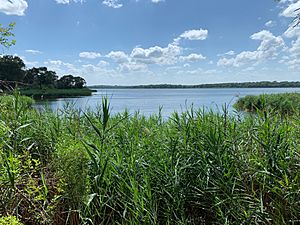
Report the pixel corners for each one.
[19,87,95,99]
[89,81,300,89]
[0,94,299,224]
[234,92,300,115]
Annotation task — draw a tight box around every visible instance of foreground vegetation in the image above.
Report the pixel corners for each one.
[234,92,300,115]
[19,87,94,99]
[0,93,299,225]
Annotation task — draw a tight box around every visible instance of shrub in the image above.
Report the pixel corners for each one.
[0,216,24,225]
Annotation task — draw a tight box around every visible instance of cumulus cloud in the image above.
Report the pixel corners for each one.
[282,26,300,69]
[281,1,300,17]
[178,29,208,41]
[107,51,129,63]
[102,0,122,8]
[119,62,147,73]
[173,29,208,45]
[284,26,300,38]
[0,0,28,16]
[179,53,206,62]
[130,44,181,65]
[218,30,285,67]
[79,51,101,59]
[104,28,209,72]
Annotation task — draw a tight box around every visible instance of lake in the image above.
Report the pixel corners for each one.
[34,88,300,117]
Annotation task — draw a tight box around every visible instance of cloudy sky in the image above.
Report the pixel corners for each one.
[0,0,299,85]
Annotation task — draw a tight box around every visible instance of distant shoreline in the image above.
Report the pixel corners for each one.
[19,87,94,99]
[89,81,300,89]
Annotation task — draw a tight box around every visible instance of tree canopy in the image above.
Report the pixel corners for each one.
[0,55,25,82]
[1,55,87,89]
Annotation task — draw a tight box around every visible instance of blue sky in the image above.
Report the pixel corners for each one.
[0,0,299,85]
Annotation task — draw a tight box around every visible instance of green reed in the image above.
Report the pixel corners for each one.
[0,94,299,224]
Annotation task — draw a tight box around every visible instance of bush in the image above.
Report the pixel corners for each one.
[0,216,24,225]
[0,94,34,109]
[234,92,300,115]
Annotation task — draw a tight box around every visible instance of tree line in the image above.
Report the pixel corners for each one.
[0,55,87,89]
[91,81,300,89]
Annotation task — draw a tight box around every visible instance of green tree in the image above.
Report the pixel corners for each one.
[0,22,16,49]
[0,55,25,82]
[74,76,86,88]
[25,67,58,88]
[57,75,74,89]
[57,75,86,89]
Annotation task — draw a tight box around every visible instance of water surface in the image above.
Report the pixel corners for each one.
[34,88,300,117]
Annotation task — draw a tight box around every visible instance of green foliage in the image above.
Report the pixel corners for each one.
[24,67,58,88]
[19,87,93,99]
[57,75,86,89]
[0,23,16,49]
[0,216,24,225]
[0,56,88,94]
[54,140,89,224]
[0,94,300,224]
[0,55,25,84]
[234,92,300,115]
[0,95,35,110]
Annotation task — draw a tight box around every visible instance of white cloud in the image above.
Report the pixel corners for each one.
[107,51,129,63]
[55,0,70,4]
[178,29,208,41]
[265,20,277,27]
[218,30,285,67]
[179,53,206,62]
[98,60,109,67]
[0,0,28,16]
[102,0,122,8]
[55,0,84,4]
[25,49,43,54]
[173,29,208,45]
[281,1,300,17]
[289,38,300,57]
[119,62,147,73]
[152,0,164,3]
[279,26,300,70]
[130,44,181,65]
[79,51,101,59]
[284,26,300,38]
[225,50,235,56]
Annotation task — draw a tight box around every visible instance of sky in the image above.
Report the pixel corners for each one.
[0,0,299,85]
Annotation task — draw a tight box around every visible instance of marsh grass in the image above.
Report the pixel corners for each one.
[0,93,299,224]
[234,92,300,115]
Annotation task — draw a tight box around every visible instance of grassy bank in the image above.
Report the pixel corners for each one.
[234,92,300,115]
[0,94,299,224]
[19,87,95,99]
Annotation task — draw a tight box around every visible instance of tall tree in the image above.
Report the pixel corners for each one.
[25,67,58,88]
[74,76,86,88]
[57,75,86,89]
[0,55,25,82]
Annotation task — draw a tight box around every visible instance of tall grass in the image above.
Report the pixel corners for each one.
[234,92,300,115]
[0,94,299,224]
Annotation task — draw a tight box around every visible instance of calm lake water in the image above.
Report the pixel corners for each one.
[35,88,300,117]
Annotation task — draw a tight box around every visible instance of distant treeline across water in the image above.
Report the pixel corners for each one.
[90,81,300,89]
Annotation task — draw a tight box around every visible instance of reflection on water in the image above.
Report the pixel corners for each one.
[34,88,300,117]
